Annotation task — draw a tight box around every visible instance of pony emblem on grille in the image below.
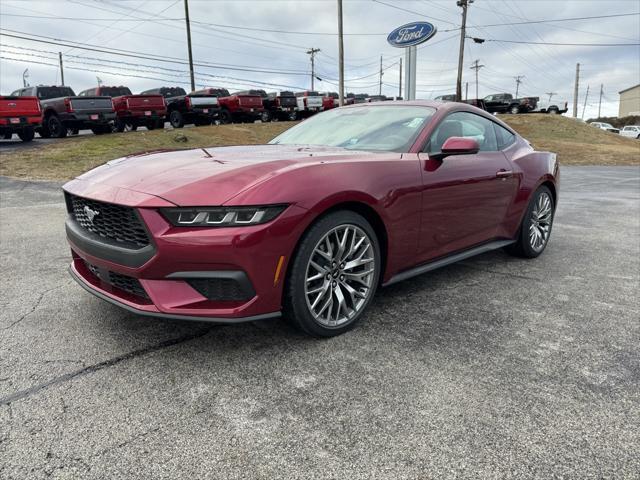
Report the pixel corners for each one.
[84,205,100,224]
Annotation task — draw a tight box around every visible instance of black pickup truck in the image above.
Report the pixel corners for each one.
[259,90,297,121]
[11,85,115,137]
[140,87,221,128]
[483,93,537,114]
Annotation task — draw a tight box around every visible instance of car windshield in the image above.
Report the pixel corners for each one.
[270,105,435,152]
[37,86,75,99]
[601,123,614,128]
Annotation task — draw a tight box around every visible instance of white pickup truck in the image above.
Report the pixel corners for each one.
[531,97,569,114]
[620,125,640,139]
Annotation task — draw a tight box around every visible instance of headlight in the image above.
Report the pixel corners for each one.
[160,205,288,227]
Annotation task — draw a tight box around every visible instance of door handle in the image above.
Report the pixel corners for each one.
[496,170,513,178]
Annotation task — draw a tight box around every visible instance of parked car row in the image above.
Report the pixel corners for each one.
[5,84,386,142]
[588,121,640,138]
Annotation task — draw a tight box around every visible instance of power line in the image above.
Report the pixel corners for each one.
[470,12,640,28]
[486,39,640,47]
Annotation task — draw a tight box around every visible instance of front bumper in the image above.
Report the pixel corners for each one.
[63,183,309,322]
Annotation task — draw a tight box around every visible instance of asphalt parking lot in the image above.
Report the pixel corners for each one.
[0,166,639,479]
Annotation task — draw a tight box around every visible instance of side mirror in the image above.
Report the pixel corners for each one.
[438,137,480,158]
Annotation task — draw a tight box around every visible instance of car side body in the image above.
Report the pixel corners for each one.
[63,101,558,329]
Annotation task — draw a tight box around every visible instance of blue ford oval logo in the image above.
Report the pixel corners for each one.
[387,21,437,48]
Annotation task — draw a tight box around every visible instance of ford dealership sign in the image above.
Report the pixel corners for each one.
[387,22,437,48]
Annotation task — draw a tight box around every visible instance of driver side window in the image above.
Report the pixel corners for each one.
[425,111,498,153]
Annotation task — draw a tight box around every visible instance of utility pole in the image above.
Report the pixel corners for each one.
[465,82,468,100]
[183,0,195,92]
[307,48,321,90]
[455,0,472,101]
[337,0,344,106]
[399,57,402,98]
[22,69,29,87]
[470,59,484,100]
[379,55,383,95]
[514,75,524,98]
[545,92,557,102]
[58,52,64,86]
[581,84,590,120]
[572,62,580,117]
[598,84,603,118]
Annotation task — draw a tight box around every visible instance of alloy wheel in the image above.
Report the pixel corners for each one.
[529,192,553,252]
[304,224,376,327]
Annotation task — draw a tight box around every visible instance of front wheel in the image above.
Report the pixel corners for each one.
[510,105,520,114]
[506,185,555,258]
[260,110,271,123]
[284,211,381,337]
[548,108,558,115]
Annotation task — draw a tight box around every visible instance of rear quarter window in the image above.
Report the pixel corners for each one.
[494,124,516,150]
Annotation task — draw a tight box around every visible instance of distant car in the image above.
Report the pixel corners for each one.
[79,86,166,132]
[619,125,640,139]
[263,91,298,122]
[589,122,620,134]
[0,95,41,142]
[483,93,537,114]
[295,91,324,119]
[531,97,569,115]
[63,100,558,337]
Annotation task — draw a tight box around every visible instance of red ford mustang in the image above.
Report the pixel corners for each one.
[64,101,558,336]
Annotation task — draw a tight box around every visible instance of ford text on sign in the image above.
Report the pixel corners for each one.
[387,22,437,48]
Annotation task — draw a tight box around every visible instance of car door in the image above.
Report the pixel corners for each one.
[416,111,519,262]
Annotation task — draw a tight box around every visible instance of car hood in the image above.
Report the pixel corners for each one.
[72,144,371,206]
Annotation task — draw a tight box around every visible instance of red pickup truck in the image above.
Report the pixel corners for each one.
[79,86,166,131]
[0,96,42,142]
[193,88,264,124]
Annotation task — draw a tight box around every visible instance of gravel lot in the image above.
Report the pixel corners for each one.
[1,166,638,479]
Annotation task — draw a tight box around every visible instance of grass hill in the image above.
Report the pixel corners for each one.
[1,114,638,181]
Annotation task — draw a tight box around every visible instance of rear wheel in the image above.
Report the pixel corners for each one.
[506,185,555,258]
[218,109,232,124]
[510,105,520,114]
[260,110,271,123]
[48,115,67,138]
[284,211,380,337]
[169,110,184,128]
[548,107,558,115]
[18,127,35,142]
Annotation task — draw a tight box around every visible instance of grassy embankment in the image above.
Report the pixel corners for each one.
[0,115,638,181]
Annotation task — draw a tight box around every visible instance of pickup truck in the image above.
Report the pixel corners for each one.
[531,97,569,114]
[140,86,221,128]
[79,86,166,131]
[216,89,265,123]
[589,122,620,134]
[263,91,298,121]
[11,85,115,137]
[0,95,41,142]
[322,92,339,110]
[295,91,324,119]
[483,93,538,114]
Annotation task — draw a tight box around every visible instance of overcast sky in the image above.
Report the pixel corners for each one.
[1,0,639,119]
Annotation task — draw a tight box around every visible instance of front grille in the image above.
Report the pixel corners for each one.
[67,193,150,249]
[84,261,148,299]
[187,278,251,302]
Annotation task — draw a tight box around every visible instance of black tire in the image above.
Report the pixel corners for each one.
[169,110,184,128]
[18,127,35,142]
[283,210,381,337]
[114,118,126,133]
[506,185,555,258]
[48,115,67,138]
[2,133,12,140]
[260,110,271,123]
[288,111,299,121]
[548,107,558,115]
[509,105,520,114]
[146,120,157,130]
[218,109,232,125]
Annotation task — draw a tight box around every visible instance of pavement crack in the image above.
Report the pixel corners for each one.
[2,283,69,330]
[0,328,213,406]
